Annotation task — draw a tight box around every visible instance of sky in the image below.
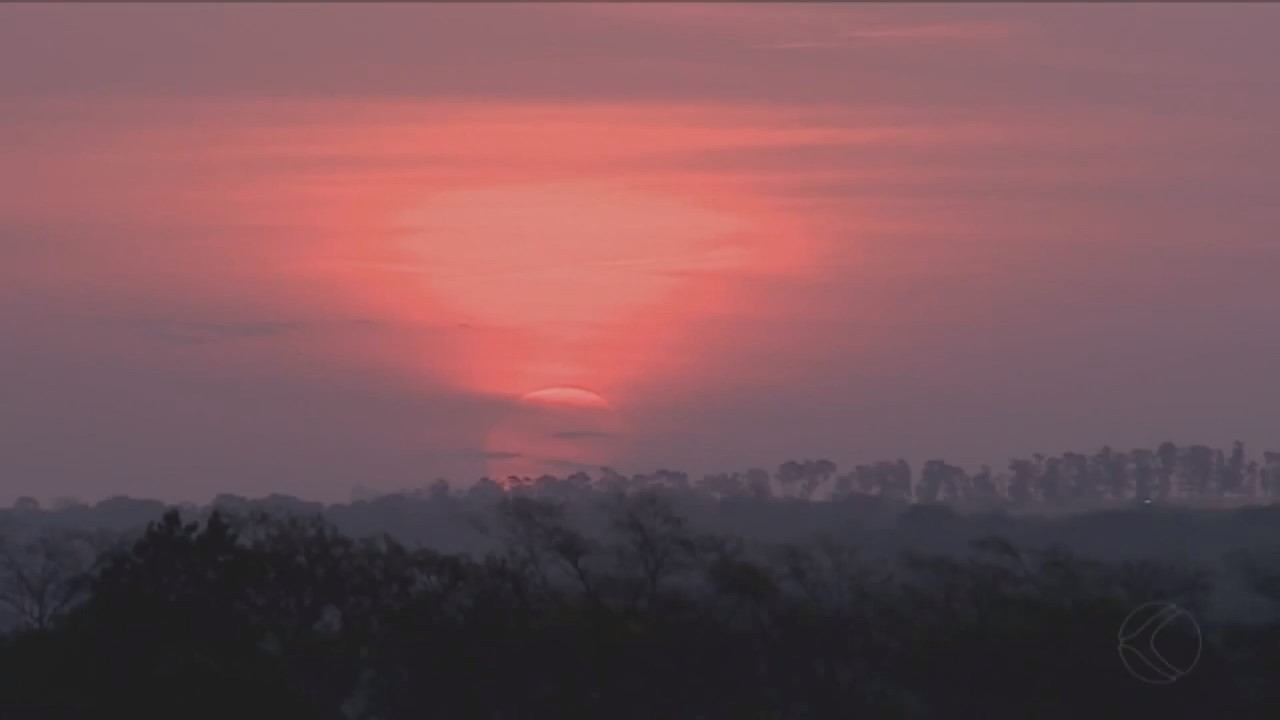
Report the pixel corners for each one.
[2,3,1279,504]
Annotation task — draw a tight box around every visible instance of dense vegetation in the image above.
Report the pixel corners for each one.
[2,441,1279,719]
[12,441,1280,518]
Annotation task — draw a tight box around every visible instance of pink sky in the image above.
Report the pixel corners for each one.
[2,4,1278,503]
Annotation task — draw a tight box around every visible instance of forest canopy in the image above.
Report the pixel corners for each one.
[2,441,1279,719]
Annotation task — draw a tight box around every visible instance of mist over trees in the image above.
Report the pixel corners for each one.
[2,439,1280,718]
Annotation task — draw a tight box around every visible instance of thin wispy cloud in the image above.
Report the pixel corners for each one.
[142,320,306,346]
[2,3,1278,503]
[551,430,622,441]
[842,21,1024,42]
[753,20,1024,51]
[450,449,525,462]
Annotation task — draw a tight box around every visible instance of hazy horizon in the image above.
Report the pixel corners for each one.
[3,3,1279,504]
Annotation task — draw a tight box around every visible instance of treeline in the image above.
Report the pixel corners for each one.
[1,492,1280,719]
[453,440,1280,506]
[690,441,1280,504]
[9,442,1280,519]
[369,440,1280,507]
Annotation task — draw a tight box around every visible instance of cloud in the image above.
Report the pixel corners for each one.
[143,319,306,345]
[450,449,524,461]
[134,315,401,346]
[752,40,847,51]
[752,20,1024,51]
[551,430,622,441]
[842,21,1023,43]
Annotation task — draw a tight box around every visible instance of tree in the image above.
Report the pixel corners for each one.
[1007,459,1036,505]
[0,528,108,630]
[1223,441,1248,496]
[489,494,595,599]
[1262,452,1280,497]
[1180,444,1216,498]
[428,477,452,501]
[744,467,773,500]
[0,510,331,719]
[1157,441,1179,499]
[1038,457,1063,503]
[697,472,747,501]
[775,460,805,499]
[968,465,998,504]
[466,477,504,504]
[918,460,964,503]
[1132,448,1156,501]
[878,460,913,502]
[604,490,697,611]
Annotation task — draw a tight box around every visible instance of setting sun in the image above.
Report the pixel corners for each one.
[6,4,1280,714]
[484,385,626,483]
[369,173,810,402]
[520,386,612,409]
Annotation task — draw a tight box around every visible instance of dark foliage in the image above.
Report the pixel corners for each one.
[1,488,1278,719]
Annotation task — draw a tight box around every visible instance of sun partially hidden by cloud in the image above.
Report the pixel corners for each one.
[7,1,1277,503]
[485,386,626,482]
[228,102,836,405]
[521,386,613,410]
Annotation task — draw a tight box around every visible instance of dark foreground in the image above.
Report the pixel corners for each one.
[2,493,1279,720]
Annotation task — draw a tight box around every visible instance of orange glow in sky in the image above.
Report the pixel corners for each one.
[213,103,829,473]
[383,178,795,403]
[394,182,749,334]
[9,2,1277,505]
